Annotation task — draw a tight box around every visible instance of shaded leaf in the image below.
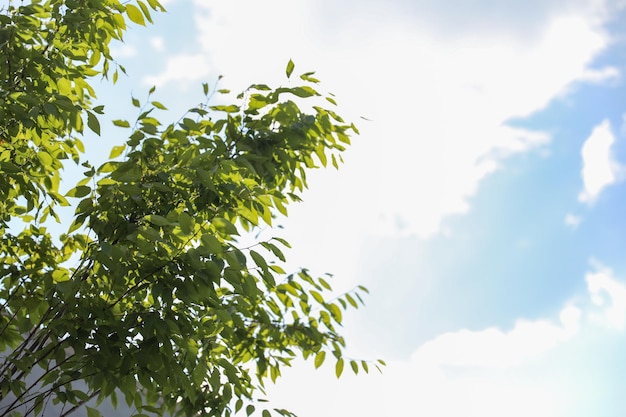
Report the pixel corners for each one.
[86,407,103,417]
[87,111,100,135]
[66,185,91,198]
[212,217,239,236]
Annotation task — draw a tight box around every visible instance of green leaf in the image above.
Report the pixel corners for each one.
[300,71,320,83]
[52,269,70,283]
[350,360,359,375]
[178,212,194,234]
[286,59,295,78]
[289,86,318,98]
[97,178,118,186]
[86,407,103,417]
[50,191,69,207]
[250,250,268,271]
[131,96,141,107]
[335,358,344,378]
[126,4,146,26]
[66,185,91,198]
[210,104,239,113]
[212,217,239,236]
[37,151,53,167]
[310,290,324,304]
[109,145,126,159]
[0,161,21,173]
[345,293,358,308]
[329,303,342,323]
[201,234,222,254]
[151,101,167,110]
[145,214,170,226]
[261,242,285,262]
[269,265,285,274]
[57,78,72,95]
[68,217,86,233]
[271,237,291,248]
[87,111,100,135]
[74,138,86,153]
[314,351,325,369]
[113,119,130,128]
[137,0,154,23]
[318,277,332,290]
[147,0,166,11]
[111,163,142,182]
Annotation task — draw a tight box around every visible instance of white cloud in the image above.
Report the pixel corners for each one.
[411,308,580,370]
[141,0,617,282]
[578,119,620,203]
[265,262,626,417]
[149,36,165,52]
[587,261,626,329]
[188,2,605,240]
[143,53,211,87]
[580,65,620,84]
[110,43,137,58]
[138,0,611,277]
[565,213,583,229]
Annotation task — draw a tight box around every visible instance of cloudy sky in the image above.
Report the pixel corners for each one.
[88,0,626,415]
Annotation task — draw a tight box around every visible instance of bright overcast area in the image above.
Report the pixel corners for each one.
[85,0,626,415]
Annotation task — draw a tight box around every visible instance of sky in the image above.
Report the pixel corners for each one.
[61,0,626,415]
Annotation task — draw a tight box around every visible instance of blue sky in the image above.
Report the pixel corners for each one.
[73,0,626,415]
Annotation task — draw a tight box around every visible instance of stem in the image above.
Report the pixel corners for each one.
[58,390,100,417]
[3,352,76,415]
[0,256,94,384]
[1,369,96,417]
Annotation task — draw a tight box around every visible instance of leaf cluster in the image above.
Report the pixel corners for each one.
[0,2,376,417]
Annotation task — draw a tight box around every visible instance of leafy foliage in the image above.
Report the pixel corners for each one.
[0,1,372,416]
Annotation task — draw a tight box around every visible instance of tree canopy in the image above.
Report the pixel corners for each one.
[0,1,377,416]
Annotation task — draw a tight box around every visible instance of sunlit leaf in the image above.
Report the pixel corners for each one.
[151,101,167,110]
[109,145,126,159]
[113,119,130,128]
[126,4,146,26]
[335,358,344,378]
[314,351,325,369]
[286,59,295,78]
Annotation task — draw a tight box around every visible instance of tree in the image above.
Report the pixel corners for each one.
[0,1,377,416]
